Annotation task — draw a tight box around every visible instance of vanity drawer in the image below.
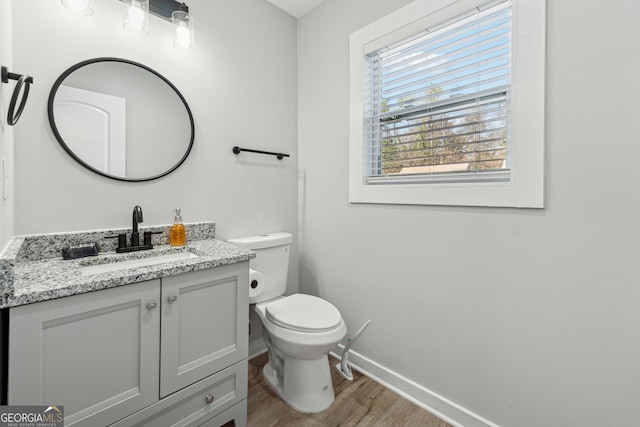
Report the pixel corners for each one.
[111,360,248,427]
[199,400,247,427]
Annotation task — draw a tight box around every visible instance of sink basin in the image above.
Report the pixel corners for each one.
[80,252,199,276]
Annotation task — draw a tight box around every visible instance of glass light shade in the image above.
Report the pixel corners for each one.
[123,0,149,35]
[61,0,94,15]
[171,11,195,50]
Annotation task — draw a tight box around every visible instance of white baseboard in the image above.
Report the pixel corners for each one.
[249,338,497,426]
[330,344,499,427]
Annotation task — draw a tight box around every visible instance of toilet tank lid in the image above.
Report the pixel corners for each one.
[227,232,292,250]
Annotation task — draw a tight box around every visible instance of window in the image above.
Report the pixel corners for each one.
[349,0,546,208]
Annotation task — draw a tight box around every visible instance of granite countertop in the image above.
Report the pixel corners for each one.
[0,222,255,309]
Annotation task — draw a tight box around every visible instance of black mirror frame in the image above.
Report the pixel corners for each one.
[47,57,195,182]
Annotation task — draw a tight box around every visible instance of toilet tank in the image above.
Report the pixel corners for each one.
[227,232,292,303]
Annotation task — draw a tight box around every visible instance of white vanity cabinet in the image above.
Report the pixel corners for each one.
[8,280,161,426]
[8,262,249,427]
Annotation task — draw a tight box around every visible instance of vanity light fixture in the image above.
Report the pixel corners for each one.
[61,0,94,15]
[63,0,193,49]
[123,0,194,49]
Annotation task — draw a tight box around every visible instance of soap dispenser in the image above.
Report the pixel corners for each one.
[170,209,186,247]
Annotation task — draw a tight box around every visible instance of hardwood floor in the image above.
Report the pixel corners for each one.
[247,352,453,427]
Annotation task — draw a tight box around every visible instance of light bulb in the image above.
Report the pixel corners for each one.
[127,6,145,31]
[123,0,148,34]
[172,11,194,50]
[175,25,192,49]
[62,0,94,15]
[68,0,89,11]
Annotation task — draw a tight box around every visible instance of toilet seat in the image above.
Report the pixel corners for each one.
[265,294,342,333]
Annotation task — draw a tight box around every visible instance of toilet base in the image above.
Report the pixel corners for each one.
[262,355,336,413]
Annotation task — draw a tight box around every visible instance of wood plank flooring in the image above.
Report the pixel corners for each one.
[247,352,453,427]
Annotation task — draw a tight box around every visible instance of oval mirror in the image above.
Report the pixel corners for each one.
[48,58,194,182]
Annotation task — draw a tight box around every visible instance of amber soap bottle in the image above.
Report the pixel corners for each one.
[170,209,186,246]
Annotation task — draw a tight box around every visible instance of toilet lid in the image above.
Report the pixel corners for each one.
[265,294,342,332]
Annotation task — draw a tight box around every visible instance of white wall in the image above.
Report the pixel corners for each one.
[11,0,299,343]
[0,0,15,251]
[298,1,640,426]
[13,0,297,236]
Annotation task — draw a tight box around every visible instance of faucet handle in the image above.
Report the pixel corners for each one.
[105,233,127,249]
[143,231,163,246]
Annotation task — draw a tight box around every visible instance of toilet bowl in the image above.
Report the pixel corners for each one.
[255,294,347,412]
[227,232,347,413]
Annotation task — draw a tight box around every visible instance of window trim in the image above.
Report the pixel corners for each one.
[349,0,546,208]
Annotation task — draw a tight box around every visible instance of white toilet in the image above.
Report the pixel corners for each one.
[227,232,347,413]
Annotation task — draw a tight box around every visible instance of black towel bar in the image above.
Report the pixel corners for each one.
[232,146,290,160]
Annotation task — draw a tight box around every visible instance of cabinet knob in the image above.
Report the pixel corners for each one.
[167,294,178,304]
[205,394,214,405]
[147,301,158,311]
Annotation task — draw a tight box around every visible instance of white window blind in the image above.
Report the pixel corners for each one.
[364,0,512,184]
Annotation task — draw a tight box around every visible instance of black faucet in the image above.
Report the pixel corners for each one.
[108,205,160,253]
[131,205,143,247]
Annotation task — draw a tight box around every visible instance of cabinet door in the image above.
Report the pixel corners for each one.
[161,263,249,397]
[9,280,161,427]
